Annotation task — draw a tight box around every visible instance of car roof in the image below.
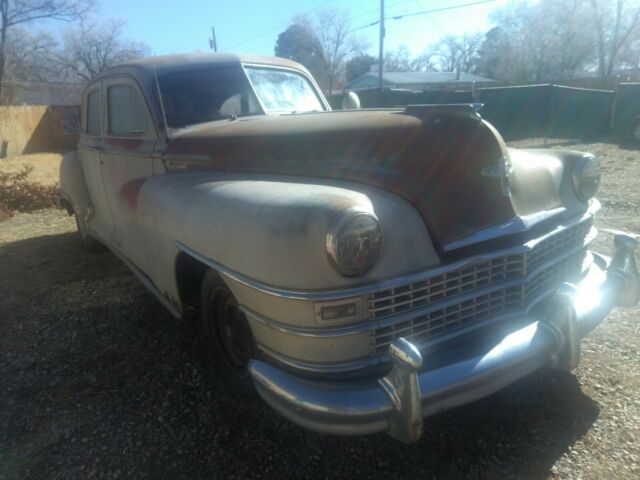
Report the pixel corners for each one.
[91,53,308,86]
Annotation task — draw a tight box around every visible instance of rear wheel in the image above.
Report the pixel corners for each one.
[74,211,104,253]
[200,269,257,395]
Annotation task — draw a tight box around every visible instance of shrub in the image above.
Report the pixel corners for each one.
[0,166,60,221]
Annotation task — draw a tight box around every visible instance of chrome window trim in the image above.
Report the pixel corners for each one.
[175,203,598,302]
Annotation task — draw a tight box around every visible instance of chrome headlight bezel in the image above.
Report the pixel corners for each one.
[572,154,601,201]
[326,209,383,276]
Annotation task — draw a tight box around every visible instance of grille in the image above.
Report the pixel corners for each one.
[370,219,592,355]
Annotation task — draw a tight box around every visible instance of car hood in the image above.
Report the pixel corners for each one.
[163,109,579,253]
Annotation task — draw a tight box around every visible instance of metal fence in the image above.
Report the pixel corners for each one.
[478,85,613,139]
[331,84,624,140]
[612,83,640,135]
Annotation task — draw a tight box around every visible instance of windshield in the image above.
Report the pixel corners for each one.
[158,65,262,128]
[158,65,324,128]
[245,66,324,114]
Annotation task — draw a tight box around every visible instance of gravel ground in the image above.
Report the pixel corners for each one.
[1,139,639,479]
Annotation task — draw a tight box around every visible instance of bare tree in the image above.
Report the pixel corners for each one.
[382,45,437,72]
[590,0,640,78]
[477,0,595,83]
[0,0,89,101]
[54,18,150,81]
[311,9,362,94]
[429,33,483,73]
[275,22,327,90]
[3,27,55,80]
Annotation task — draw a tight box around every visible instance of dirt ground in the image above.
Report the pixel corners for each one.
[1,139,639,479]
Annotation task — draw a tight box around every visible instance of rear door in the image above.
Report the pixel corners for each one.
[78,84,113,241]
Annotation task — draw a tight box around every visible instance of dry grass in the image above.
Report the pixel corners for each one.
[0,153,62,186]
[0,153,62,221]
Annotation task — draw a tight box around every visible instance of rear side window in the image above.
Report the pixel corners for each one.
[107,85,147,135]
[86,90,101,135]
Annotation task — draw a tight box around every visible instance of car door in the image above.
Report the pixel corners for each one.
[100,76,157,270]
[77,83,114,241]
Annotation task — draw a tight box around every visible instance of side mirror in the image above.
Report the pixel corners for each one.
[342,91,361,110]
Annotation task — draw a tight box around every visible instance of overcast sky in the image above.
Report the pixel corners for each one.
[79,0,512,57]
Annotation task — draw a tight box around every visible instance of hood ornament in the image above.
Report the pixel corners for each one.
[482,156,513,197]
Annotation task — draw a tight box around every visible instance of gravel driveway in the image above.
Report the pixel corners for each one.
[1,139,639,479]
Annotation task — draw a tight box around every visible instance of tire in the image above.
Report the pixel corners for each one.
[200,269,257,395]
[74,211,104,253]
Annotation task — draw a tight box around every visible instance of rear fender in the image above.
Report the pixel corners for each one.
[59,151,92,219]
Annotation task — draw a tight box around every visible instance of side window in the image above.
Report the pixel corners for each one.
[107,85,147,135]
[86,90,101,135]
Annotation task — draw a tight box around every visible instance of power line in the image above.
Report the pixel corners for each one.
[219,0,335,52]
[220,0,418,52]
[413,0,448,36]
[349,0,498,33]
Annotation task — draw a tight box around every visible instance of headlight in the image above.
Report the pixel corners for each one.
[572,155,601,201]
[326,209,382,276]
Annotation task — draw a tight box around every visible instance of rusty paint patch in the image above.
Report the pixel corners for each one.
[105,138,145,151]
[120,178,147,211]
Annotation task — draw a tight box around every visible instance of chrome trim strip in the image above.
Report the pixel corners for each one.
[256,343,387,373]
[175,208,596,302]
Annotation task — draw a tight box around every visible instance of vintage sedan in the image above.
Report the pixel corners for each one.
[60,53,639,443]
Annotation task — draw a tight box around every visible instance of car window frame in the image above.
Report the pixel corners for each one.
[103,75,157,140]
[240,63,330,114]
[83,85,103,137]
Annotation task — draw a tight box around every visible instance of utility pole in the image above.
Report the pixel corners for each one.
[209,26,218,52]
[378,0,384,90]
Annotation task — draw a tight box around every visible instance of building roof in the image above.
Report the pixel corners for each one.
[346,71,496,91]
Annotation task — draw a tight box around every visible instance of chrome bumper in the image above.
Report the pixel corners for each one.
[249,234,640,443]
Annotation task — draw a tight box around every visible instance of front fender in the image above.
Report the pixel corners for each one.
[137,173,439,292]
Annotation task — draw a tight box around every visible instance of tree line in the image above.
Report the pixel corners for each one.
[1,0,639,103]
[275,0,640,93]
[0,0,149,104]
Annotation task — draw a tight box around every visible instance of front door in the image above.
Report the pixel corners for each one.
[100,76,157,270]
[78,84,113,241]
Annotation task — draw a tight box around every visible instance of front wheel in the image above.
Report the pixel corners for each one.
[200,269,257,395]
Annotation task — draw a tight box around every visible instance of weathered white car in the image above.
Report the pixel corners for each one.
[60,53,640,443]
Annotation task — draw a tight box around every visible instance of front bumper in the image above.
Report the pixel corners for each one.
[249,233,640,443]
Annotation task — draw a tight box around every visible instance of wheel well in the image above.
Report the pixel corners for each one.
[175,251,209,310]
[59,197,74,216]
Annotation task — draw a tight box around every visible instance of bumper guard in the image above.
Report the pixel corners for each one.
[249,233,639,443]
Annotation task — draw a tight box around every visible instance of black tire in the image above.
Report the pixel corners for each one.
[74,212,104,253]
[200,269,257,395]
